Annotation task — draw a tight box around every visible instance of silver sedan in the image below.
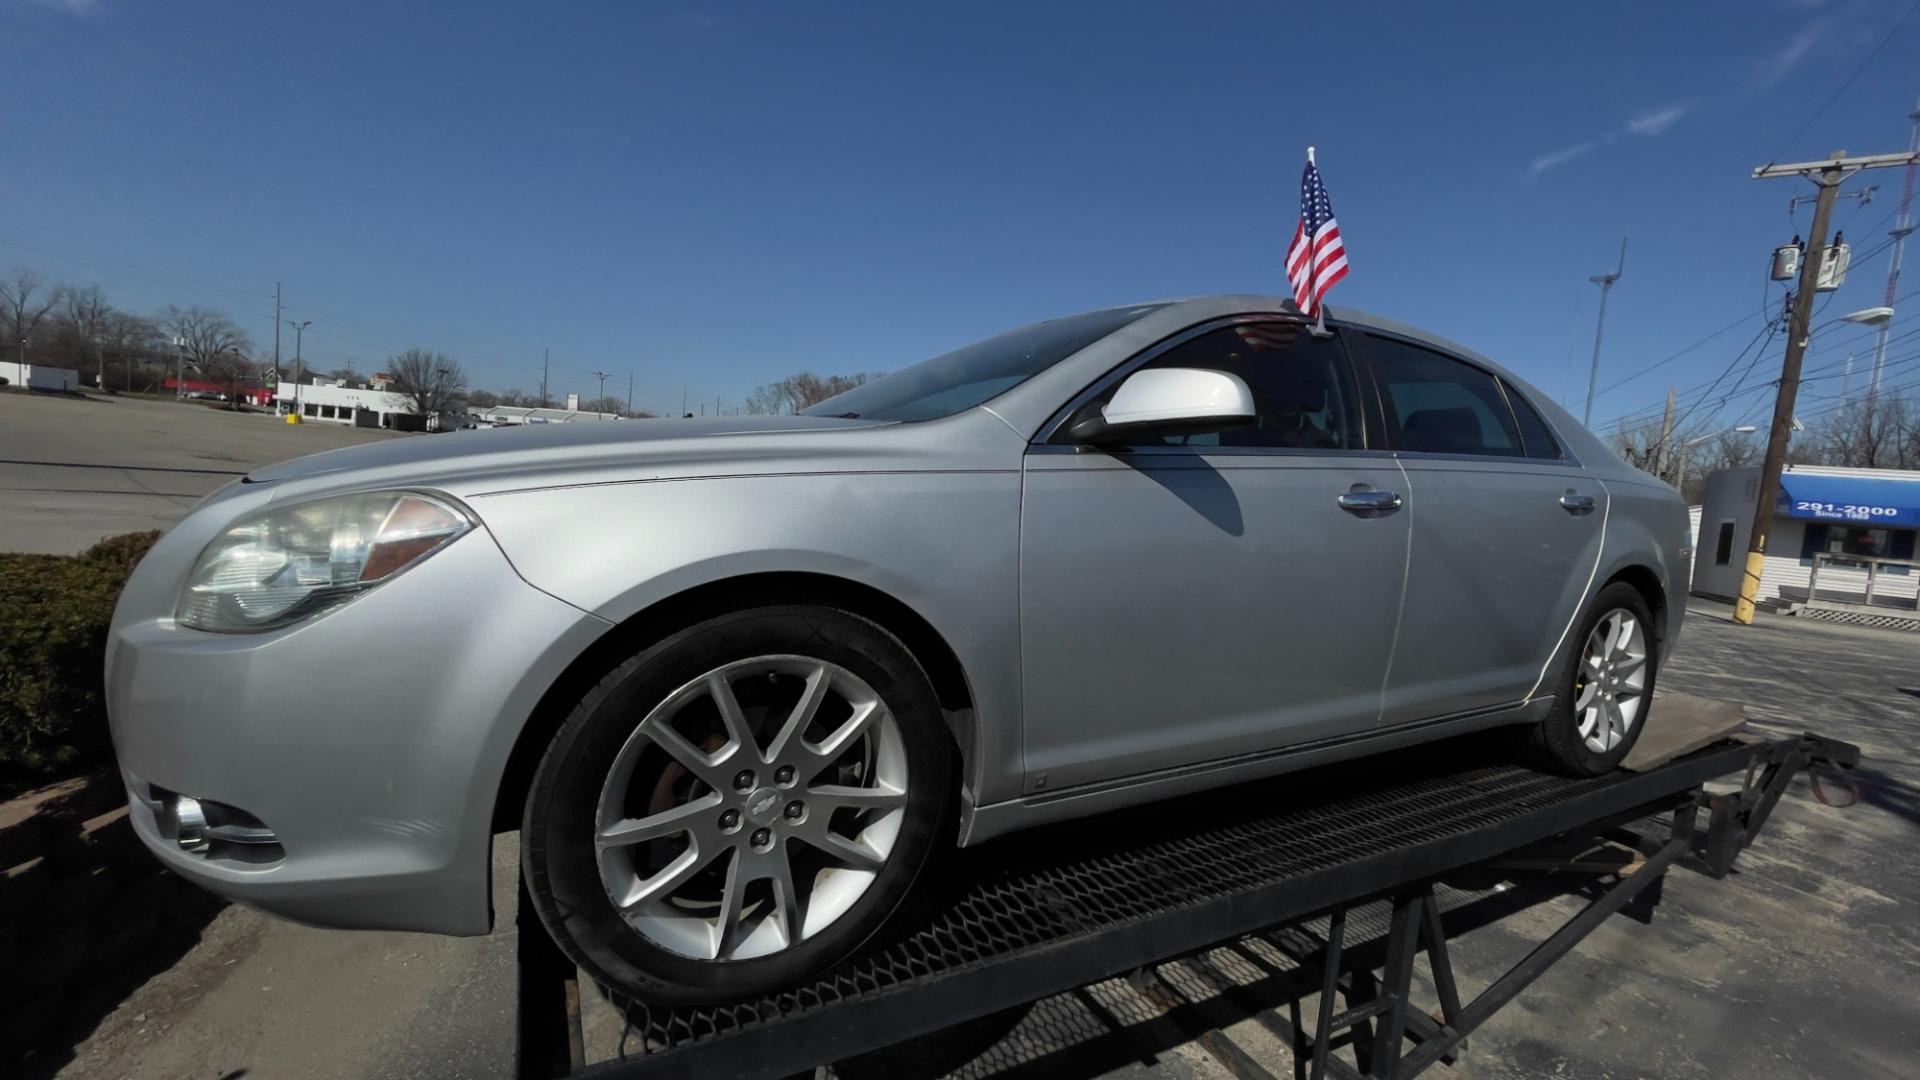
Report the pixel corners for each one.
[106,296,1689,1003]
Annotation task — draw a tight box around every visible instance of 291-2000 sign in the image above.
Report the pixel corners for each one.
[1794,500,1900,519]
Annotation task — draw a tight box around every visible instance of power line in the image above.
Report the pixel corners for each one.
[1667,322,1779,435]
[1584,308,1764,403]
[1763,0,1920,165]
[1600,316,1920,434]
[1591,250,1920,430]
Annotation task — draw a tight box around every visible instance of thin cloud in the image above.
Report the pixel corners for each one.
[12,0,99,12]
[1755,20,1827,87]
[1527,141,1599,180]
[1627,102,1690,136]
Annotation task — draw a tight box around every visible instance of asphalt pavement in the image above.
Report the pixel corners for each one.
[30,602,1918,1080]
[0,391,402,554]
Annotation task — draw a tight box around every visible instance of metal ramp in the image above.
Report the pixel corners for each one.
[514,731,1857,1080]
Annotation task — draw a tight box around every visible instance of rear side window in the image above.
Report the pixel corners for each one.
[1364,336,1522,457]
[1501,380,1564,460]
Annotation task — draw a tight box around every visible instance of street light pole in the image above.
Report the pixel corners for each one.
[593,371,613,417]
[287,320,311,416]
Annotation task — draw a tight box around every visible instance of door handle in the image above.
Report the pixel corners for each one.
[1337,489,1403,514]
[1559,492,1597,514]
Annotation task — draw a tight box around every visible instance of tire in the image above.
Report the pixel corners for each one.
[522,605,954,1005]
[1524,582,1658,776]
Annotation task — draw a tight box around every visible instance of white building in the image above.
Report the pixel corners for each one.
[476,403,626,425]
[1692,464,1918,623]
[275,378,470,432]
[0,362,80,392]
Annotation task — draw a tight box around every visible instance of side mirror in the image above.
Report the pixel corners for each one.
[1066,368,1257,444]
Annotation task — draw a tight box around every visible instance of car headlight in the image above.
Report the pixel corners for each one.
[177,491,473,633]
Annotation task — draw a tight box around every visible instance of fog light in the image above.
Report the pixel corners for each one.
[149,785,282,862]
[172,795,211,852]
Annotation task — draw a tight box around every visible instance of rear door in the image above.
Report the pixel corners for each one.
[1350,332,1606,726]
[1018,319,1411,794]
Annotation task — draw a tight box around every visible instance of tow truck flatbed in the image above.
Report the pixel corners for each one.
[516,729,1857,1080]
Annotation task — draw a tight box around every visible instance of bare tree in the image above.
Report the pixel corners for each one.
[1705,429,1762,472]
[1610,418,1674,484]
[580,394,627,416]
[202,350,258,405]
[385,347,469,418]
[100,311,160,391]
[466,388,500,410]
[1811,393,1914,470]
[160,305,252,380]
[64,284,110,384]
[1,267,66,364]
[1672,429,1763,504]
[745,371,872,414]
[498,386,529,406]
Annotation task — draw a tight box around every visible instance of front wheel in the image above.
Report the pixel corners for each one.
[522,605,953,1004]
[1525,582,1657,775]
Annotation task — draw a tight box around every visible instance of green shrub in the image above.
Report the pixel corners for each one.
[0,531,162,778]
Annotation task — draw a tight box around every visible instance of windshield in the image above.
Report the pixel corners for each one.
[801,304,1165,422]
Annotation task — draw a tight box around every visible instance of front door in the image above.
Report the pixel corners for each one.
[1018,320,1411,795]
[1350,332,1608,725]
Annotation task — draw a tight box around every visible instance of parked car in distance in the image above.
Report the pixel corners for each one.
[106,296,1688,1004]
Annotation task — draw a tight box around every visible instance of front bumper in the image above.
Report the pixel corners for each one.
[106,519,610,935]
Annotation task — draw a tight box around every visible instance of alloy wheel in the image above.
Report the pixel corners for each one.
[1572,608,1648,754]
[593,655,908,962]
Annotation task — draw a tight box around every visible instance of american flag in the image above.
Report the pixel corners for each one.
[1285,154,1348,322]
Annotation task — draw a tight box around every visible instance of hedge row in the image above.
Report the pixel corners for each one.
[0,531,161,779]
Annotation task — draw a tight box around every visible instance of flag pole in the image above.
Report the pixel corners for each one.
[1306,146,1327,334]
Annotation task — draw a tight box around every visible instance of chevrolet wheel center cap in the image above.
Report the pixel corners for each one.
[746,788,781,824]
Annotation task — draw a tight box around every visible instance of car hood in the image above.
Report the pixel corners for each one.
[243,414,889,491]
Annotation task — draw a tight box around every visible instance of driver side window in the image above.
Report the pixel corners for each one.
[1123,322,1358,450]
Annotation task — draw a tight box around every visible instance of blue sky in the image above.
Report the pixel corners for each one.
[3,1,1917,429]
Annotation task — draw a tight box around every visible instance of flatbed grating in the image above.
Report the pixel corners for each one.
[590,735,1763,1066]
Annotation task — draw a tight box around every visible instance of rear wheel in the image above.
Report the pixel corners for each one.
[523,605,952,1004]
[1526,582,1657,775]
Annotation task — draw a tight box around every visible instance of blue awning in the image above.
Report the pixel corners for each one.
[1776,472,1920,527]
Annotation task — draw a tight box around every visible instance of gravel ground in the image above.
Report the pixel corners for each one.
[29,604,1919,1080]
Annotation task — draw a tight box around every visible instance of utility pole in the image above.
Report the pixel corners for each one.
[1581,237,1627,426]
[1736,148,1920,625]
[540,349,550,408]
[626,372,634,415]
[288,320,311,416]
[1869,101,1920,407]
[1653,387,1677,483]
[682,385,688,418]
[271,283,282,391]
[593,370,612,415]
